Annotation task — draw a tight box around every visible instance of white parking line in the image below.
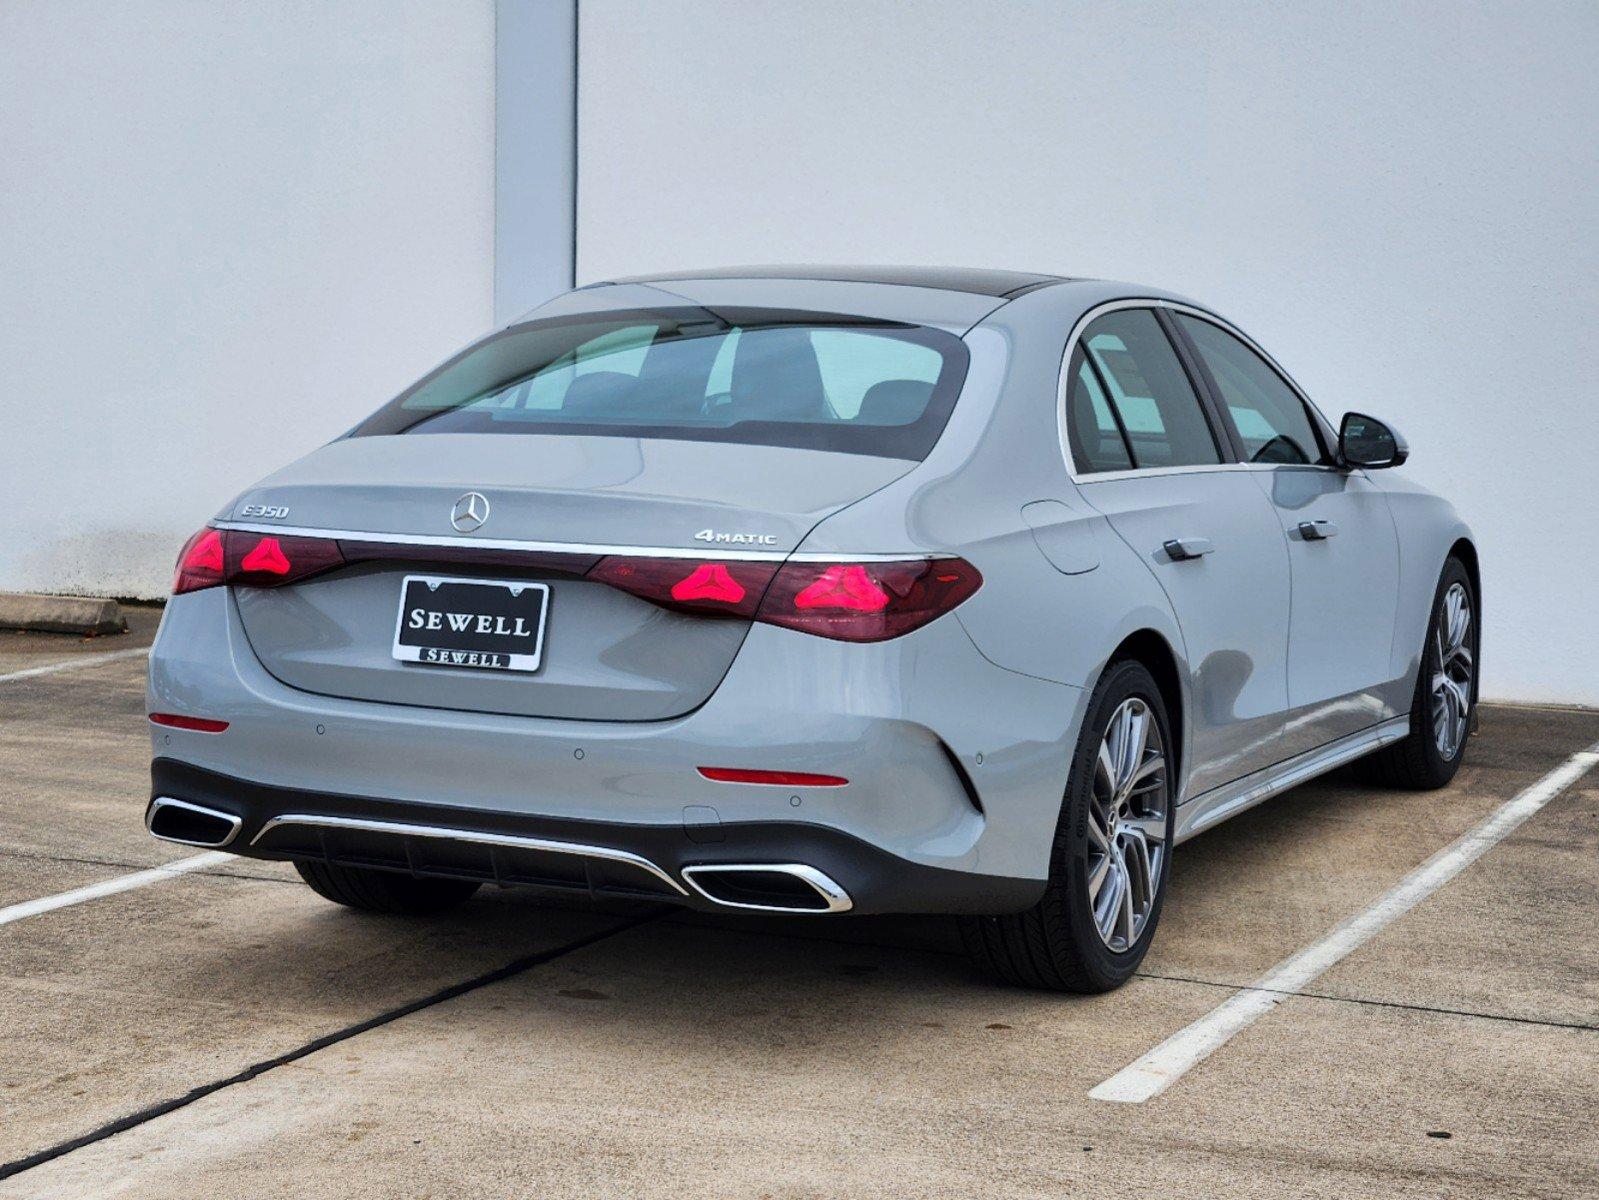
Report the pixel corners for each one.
[1090,742,1599,1104]
[0,852,232,928]
[0,646,150,684]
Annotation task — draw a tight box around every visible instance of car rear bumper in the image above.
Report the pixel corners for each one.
[148,759,1044,915]
[146,588,1088,910]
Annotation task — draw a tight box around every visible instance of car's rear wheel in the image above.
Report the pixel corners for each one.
[295,861,481,915]
[1356,557,1476,789]
[961,659,1174,992]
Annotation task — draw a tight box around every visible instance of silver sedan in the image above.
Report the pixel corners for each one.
[145,266,1478,992]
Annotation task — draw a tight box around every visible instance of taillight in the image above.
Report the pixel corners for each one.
[229,533,343,588]
[588,556,779,619]
[588,553,981,641]
[760,558,983,642]
[171,528,345,596]
[173,529,225,594]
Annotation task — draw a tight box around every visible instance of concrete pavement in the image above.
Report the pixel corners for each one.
[0,618,1593,1198]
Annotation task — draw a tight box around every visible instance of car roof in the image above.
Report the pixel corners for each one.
[594,264,1074,299]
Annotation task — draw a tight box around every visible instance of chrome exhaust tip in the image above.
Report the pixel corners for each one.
[146,797,242,848]
[680,863,853,914]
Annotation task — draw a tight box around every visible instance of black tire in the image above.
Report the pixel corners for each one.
[961,660,1175,992]
[1354,557,1476,790]
[294,861,481,915]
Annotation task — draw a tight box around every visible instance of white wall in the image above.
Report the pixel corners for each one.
[577,0,1599,705]
[0,0,495,598]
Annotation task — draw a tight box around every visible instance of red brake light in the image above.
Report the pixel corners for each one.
[588,556,777,618]
[240,536,291,575]
[792,564,890,612]
[173,529,226,594]
[170,528,345,596]
[759,557,982,642]
[586,553,981,640]
[671,562,747,605]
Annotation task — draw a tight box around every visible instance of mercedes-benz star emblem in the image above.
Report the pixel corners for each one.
[450,492,490,533]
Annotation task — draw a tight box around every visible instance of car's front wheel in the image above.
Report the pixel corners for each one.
[295,861,481,915]
[1356,556,1477,789]
[961,659,1174,992]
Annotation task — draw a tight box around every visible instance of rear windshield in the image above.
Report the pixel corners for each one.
[351,306,970,459]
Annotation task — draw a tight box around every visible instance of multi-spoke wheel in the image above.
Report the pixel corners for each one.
[1087,698,1168,952]
[1357,556,1477,789]
[962,659,1174,992]
[1431,582,1473,760]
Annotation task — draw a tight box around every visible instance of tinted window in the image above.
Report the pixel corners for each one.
[1177,315,1324,465]
[1078,310,1221,469]
[1065,345,1133,473]
[352,307,968,460]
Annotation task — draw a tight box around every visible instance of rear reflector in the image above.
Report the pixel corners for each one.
[149,713,230,733]
[698,767,848,787]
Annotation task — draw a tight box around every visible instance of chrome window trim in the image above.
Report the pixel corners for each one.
[250,813,689,895]
[211,521,931,564]
[1056,298,1342,484]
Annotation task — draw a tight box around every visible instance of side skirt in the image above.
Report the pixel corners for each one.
[1174,716,1410,844]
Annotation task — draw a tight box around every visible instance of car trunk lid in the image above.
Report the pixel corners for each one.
[226,434,911,720]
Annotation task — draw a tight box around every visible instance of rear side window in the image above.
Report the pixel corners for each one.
[1074,310,1222,470]
[1065,345,1133,473]
[1176,315,1325,465]
[352,307,968,460]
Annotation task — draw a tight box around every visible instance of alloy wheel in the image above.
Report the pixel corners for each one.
[1432,582,1473,760]
[1087,697,1169,952]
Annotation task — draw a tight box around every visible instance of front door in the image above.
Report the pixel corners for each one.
[1171,313,1400,756]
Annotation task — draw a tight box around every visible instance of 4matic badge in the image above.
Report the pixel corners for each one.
[694,529,778,546]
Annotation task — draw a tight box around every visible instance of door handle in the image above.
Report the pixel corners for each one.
[1298,520,1339,541]
[1163,536,1213,561]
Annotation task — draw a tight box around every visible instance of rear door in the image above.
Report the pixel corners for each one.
[1171,312,1400,756]
[1066,306,1292,799]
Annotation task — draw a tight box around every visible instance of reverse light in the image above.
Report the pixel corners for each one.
[698,767,849,787]
[149,712,230,733]
[171,528,345,595]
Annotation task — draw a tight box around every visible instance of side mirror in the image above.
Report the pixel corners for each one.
[1339,412,1409,469]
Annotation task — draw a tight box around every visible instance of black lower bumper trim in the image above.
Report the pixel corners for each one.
[149,759,1043,916]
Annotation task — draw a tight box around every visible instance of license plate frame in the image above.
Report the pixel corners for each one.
[391,574,550,673]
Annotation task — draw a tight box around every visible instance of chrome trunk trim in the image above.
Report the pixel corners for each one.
[211,521,931,564]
